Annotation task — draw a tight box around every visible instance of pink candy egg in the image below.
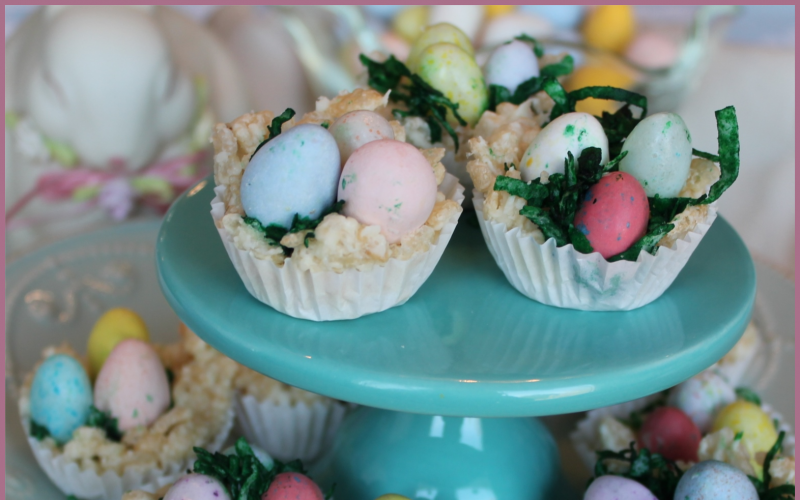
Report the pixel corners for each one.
[625,32,679,70]
[339,139,437,244]
[638,406,702,462]
[164,474,231,500]
[262,472,324,500]
[330,110,395,167]
[94,338,170,430]
[584,475,657,500]
[573,172,649,259]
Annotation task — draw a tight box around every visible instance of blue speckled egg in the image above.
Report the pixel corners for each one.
[29,354,92,443]
[673,461,759,500]
[223,444,274,469]
[619,112,693,198]
[164,474,231,500]
[520,5,584,29]
[241,124,340,228]
[484,40,539,94]
[584,475,657,500]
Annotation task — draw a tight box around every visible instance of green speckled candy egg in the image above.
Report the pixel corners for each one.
[406,23,474,72]
[415,42,488,127]
[619,112,693,198]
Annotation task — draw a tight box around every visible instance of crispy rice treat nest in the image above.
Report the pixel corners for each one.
[212,88,463,273]
[466,96,721,249]
[18,323,237,476]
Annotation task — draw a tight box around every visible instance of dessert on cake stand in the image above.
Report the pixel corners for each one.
[156,178,756,500]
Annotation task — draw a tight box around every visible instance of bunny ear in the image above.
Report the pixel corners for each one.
[44,5,155,20]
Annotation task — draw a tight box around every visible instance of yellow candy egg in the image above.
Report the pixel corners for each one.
[582,5,636,53]
[484,5,515,18]
[87,307,150,377]
[392,6,429,44]
[712,401,779,457]
[565,65,635,116]
[415,42,488,127]
[374,495,412,500]
[406,23,474,72]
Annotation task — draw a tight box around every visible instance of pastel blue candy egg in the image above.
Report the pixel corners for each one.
[241,124,340,229]
[673,460,759,500]
[29,354,92,443]
[484,40,539,94]
[223,444,274,469]
[520,5,584,29]
[619,112,693,198]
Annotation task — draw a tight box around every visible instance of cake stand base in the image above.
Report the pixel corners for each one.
[313,407,565,500]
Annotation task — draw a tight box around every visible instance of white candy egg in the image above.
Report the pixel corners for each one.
[619,112,693,198]
[484,40,539,94]
[240,124,340,228]
[667,370,736,433]
[330,111,395,167]
[520,112,609,182]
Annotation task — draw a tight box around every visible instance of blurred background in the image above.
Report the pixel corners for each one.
[5,5,795,276]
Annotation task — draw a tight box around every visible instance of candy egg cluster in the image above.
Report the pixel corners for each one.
[28,308,172,442]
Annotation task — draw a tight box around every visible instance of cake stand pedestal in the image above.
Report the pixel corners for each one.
[156,179,756,500]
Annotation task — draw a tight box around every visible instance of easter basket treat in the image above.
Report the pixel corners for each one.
[211,88,464,321]
[233,364,351,463]
[18,310,237,500]
[122,437,333,500]
[464,72,739,311]
[571,360,795,499]
[359,23,575,203]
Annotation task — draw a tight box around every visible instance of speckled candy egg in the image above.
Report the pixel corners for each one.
[339,139,437,244]
[484,40,539,94]
[223,444,274,469]
[638,406,702,462]
[584,475,657,500]
[87,307,150,377]
[414,42,488,127]
[711,400,778,456]
[520,112,609,182]
[331,111,395,167]
[29,354,93,443]
[619,112,693,198]
[406,23,474,72]
[573,172,649,258]
[262,472,324,500]
[241,124,340,228]
[165,474,231,500]
[667,371,736,433]
[94,339,170,431]
[673,460,759,500]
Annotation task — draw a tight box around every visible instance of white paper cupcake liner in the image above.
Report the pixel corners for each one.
[234,393,349,463]
[21,408,234,500]
[570,394,795,473]
[211,173,465,321]
[473,190,719,311]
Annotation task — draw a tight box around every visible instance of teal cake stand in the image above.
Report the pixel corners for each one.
[156,178,756,500]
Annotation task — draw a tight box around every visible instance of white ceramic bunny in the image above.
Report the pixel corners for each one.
[5,5,250,259]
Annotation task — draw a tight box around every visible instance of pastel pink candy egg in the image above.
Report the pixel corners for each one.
[584,475,657,500]
[573,172,649,259]
[330,110,395,166]
[338,139,437,244]
[625,31,679,69]
[262,472,324,500]
[93,338,170,430]
[164,474,231,500]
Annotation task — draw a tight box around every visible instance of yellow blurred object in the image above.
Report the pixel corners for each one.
[374,495,412,500]
[582,5,636,53]
[711,401,779,458]
[393,6,429,44]
[484,5,515,18]
[87,307,150,377]
[565,65,635,116]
